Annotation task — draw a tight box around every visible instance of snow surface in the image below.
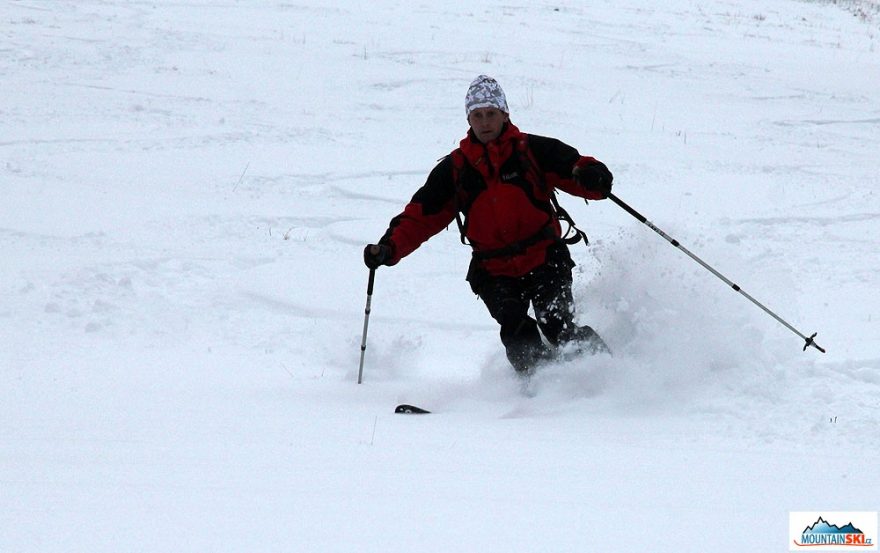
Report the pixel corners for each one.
[2,1,879,552]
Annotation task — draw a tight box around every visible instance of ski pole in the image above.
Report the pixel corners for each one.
[357,268,376,383]
[606,192,826,353]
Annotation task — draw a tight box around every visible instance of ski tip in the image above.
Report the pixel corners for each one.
[394,404,431,415]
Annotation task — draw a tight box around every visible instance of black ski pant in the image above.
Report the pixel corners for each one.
[469,245,606,373]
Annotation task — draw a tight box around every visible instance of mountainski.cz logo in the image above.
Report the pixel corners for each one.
[790,512,878,550]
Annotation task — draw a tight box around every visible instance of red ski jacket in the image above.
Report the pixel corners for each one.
[379,123,607,277]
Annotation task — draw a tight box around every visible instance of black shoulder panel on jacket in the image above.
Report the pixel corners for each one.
[411,155,456,216]
[526,134,581,178]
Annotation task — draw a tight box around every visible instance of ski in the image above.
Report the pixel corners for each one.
[394,404,431,414]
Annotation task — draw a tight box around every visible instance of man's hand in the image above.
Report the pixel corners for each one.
[363,244,393,269]
[573,159,613,198]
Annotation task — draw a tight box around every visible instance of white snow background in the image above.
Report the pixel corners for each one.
[2,1,879,552]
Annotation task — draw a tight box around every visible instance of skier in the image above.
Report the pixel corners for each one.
[364,75,613,374]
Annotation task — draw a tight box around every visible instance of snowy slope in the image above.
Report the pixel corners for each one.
[2,1,879,552]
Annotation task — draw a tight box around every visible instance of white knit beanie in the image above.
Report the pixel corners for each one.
[465,75,509,115]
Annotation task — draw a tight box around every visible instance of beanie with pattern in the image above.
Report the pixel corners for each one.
[465,75,509,115]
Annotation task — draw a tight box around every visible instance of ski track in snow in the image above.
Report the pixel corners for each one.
[2,1,879,552]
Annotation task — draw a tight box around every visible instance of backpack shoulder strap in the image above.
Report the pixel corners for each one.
[516,134,589,248]
[448,149,470,246]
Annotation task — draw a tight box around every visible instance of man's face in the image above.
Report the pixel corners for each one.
[467,107,509,143]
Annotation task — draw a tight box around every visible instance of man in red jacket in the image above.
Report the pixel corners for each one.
[364,75,612,374]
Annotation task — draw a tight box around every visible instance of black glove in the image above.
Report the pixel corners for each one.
[363,243,393,269]
[573,160,613,197]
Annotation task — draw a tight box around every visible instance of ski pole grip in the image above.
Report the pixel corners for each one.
[366,267,375,296]
[608,192,647,224]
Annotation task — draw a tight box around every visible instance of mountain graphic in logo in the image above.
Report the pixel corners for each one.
[804,517,864,536]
